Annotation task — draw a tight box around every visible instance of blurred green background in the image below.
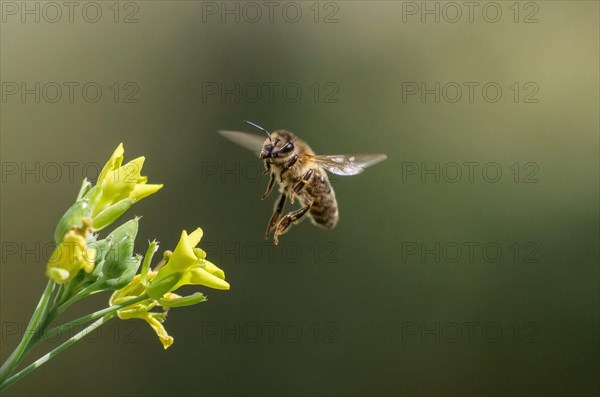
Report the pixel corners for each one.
[1,1,598,396]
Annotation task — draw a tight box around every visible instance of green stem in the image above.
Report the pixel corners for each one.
[52,284,65,308]
[48,288,92,320]
[53,278,76,308]
[0,315,114,391]
[22,285,89,359]
[35,294,149,345]
[0,280,55,383]
[23,285,95,359]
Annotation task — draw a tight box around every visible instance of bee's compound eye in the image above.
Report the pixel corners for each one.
[280,142,294,153]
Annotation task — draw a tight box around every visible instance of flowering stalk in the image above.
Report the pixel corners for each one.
[26,294,150,354]
[0,143,230,391]
[0,280,54,382]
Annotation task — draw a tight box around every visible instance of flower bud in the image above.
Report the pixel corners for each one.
[107,217,140,245]
[46,230,96,284]
[54,199,91,244]
[94,218,140,290]
[77,178,93,200]
[86,237,111,280]
[91,198,134,231]
[89,144,162,219]
[98,255,142,290]
[158,292,206,308]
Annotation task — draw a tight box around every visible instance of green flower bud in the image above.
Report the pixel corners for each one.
[91,197,134,231]
[99,255,142,290]
[54,198,91,244]
[77,178,93,200]
[101,218,139,278]
[107,217,140,245]
[86,237,111,280]
[140,241,159,288]
[104,239,135,279]
[85,218,140,292]
[158,292,207,308]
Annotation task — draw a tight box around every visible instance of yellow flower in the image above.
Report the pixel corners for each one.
[147,228,230,299]
[90,143,163,218]
[46,230,96,284]
[109,230,228,349]
[127,309,173,349]
[110,272,205,349]
[110,272,175,349]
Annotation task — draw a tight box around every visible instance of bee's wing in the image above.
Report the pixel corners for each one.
[311,153,387,176]
[218,130,266,155]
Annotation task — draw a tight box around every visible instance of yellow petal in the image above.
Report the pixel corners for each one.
[46,231,94,284]
[188,228,203,247]
[111,302,174,349]
[146,314,174,349]
[83,248,96,273]
[121,157,145,182]
[110,273,153,305]
[98,143,124,183]
[203,260,225,279]
[101,169,136,199]
[130,183,163,202]
[162,292,182,301]
[183,267,230,290]
[167,230,199,271]
[46,267,70,283]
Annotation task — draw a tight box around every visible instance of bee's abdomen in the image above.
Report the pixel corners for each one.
[305,171,339,229]
[309,199,338,229]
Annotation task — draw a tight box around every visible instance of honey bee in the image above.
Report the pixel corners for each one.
[219,121,387,244]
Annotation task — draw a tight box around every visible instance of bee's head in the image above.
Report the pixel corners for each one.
[243,121,295,160]
[260,130,295,160]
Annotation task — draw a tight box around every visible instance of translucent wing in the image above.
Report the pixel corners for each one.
[218,130,266,155]
[312,153,387,176]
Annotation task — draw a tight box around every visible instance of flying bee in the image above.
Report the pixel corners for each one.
[218,121,387,245]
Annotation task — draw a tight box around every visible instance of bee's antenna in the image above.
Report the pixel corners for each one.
[244,120,272,142]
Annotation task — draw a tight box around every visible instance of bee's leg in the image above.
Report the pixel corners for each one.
[262,172,276,200]
[265,192,286,239]
[273,197,313,245]
[262,160,271,176]
[279,155,298,182]
[289,168,314,204]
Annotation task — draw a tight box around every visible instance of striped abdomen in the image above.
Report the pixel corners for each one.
[303,169,338,229]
